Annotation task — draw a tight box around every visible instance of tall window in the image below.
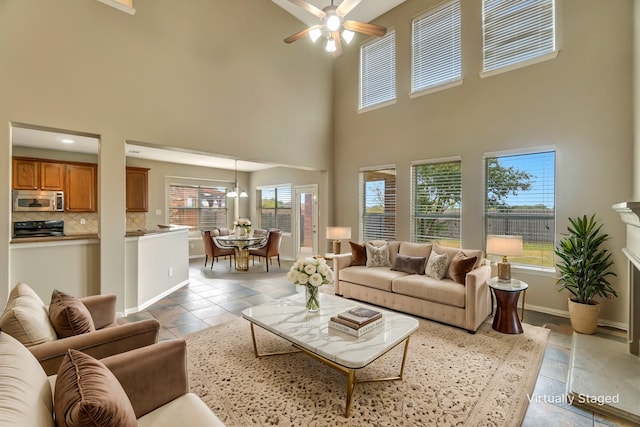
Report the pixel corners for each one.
[168,184,227,230]
[359,29,396,111]
[359,167,396,241]
[411,158,462,247]
[484,149,556,269]
[482,0,556,76]
[257,185,292,233]
[411,0,461,95]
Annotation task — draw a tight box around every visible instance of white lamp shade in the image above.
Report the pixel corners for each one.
[486,235,523,256]
[326,226,351,240]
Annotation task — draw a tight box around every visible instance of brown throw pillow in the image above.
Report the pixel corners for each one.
[448,252,477,284]
[55,349,137,427]
[349,242,367,266]
[49,290,96,338]
[391,254,427,275]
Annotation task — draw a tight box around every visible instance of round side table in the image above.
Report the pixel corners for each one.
[488,278,528,334]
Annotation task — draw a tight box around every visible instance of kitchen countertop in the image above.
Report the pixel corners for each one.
[10,233,99,244]
[125,225,191,238]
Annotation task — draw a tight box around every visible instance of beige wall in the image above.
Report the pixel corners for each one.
[0,0,333,308]
[332,0,633,326]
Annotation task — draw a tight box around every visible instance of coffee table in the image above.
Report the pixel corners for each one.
[241,292,419,417]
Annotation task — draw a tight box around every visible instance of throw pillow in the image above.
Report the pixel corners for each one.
[391,254,427,275]
[365,243,392,267]
[0,282,57,347]
[349,241,367,266]
[425,251,449,280]
[54,349,137,427]
[448,252,478,285]
[49,290,96,339]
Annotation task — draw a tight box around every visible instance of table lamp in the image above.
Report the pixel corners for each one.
[486,235,523,282]
[326,226,351,255]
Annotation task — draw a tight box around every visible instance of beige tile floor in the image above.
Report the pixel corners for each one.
[118,258,635,426]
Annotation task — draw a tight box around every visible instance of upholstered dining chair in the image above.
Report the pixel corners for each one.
[202,230,234,268]
[249,229,282,272]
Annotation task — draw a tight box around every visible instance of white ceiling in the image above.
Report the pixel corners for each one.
[272,0,406,27]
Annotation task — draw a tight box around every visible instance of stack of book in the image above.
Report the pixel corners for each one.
[328,307,384,337]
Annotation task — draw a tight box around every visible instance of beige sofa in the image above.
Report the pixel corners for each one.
[333,242,492,332]
[0,331,224,427]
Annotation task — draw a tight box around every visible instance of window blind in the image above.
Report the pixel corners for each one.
[258,185,292,233]
[411,160,462,247]
[482,0,555,74]
[359,168,396,241]
[169,185,227,230]
[411,0,461,94]
[484,150,556,269]
[359,30,396,110]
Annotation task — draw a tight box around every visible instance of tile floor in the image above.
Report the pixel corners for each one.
[118,258,635,427]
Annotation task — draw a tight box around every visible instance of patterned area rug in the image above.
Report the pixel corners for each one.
[185,317,549,426]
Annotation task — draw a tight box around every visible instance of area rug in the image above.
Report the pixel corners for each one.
[185,318,549,426]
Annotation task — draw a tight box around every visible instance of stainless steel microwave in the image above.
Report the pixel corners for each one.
[13,190,64,212]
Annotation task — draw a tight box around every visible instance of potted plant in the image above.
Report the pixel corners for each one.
[555,214,618,334]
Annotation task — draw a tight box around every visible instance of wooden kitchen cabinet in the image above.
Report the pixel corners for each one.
[12,158,39,190]
[40,162,65,191]
[65,163,97,212]
[126,167,149,212]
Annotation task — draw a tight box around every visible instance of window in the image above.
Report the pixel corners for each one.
[168,184,227,230]
[411,0,462,95]
[411,158,462,247]
[484,149,556,269]
[359,167,396,241]
[359,29,396,111]
[257,185,292,233]
[482,0,556,76]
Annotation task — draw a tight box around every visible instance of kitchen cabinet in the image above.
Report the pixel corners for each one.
[12,158,65,191]
[65,163,97,212]
[126,167,149,212]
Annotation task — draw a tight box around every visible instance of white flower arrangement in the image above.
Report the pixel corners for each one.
[233,218,252,228]
[287,257,333,288]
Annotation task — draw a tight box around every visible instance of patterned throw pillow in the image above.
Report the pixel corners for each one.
[425,251,449,280]
[365,243,392,267]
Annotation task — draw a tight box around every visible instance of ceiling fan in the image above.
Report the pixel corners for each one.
[283,0,387,57]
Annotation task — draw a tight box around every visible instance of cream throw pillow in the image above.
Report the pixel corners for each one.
[365,243,392,267]
[425,251,449,280]
[0,283,57,347]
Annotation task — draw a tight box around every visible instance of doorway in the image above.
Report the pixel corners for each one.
[294,185,318,259]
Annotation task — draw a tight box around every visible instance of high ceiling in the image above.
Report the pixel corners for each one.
[271,0,405,27]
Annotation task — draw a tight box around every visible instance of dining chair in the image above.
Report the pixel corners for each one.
[202,230,234,268]
[248,229,282,272]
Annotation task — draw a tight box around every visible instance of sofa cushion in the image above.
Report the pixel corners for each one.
[49,290,96,339]
[448,253,478,285]
[365,243,392,267]
[0,332,55,427]
[391,254,427,275]
[137,393,226,427]
[399,242,432,259]
[339,266,407,292]
[349,242,367,266]
[392,275,466,308]
[425,251,449,280]
[55,349,137,427]
[0,282,57,347]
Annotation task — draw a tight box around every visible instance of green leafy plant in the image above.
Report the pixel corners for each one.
[555,214,617,304]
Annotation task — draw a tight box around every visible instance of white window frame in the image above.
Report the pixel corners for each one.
[359,165,397,241]
[256,184,292,233]
[168,183,228,232]
[359,29,397,113]
[410,0,462,98]
[481,0,557,78]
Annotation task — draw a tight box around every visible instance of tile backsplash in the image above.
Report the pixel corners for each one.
[12,212,148,235]
[126,213,147,232]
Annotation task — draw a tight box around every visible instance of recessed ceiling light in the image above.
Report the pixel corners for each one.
[61,139,75,144]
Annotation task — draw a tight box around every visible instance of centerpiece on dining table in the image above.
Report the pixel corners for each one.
[287,257,333,312]
[233,218,252,238]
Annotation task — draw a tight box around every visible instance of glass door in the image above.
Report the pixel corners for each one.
[294,185,318,258]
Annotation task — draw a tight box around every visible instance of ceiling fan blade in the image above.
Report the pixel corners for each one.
[283,24,322,44]
[336,0,362,17]
[343,20,387,37]
[287,0,325,19]
[332,31,343,58]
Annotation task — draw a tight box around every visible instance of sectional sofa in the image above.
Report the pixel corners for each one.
[333,241,492,332]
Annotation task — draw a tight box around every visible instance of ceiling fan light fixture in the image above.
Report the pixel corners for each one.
[325,37,337,52]
[309,28,322,42]
[342,29,355,44]
[326,14,341,32]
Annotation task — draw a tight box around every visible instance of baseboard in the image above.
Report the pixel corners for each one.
[524,303,628,331]
[124,279,189,315]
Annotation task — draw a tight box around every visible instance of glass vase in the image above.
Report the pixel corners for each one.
[305,285,320,312]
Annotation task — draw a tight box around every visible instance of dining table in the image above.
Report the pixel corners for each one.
[214,235,267,271]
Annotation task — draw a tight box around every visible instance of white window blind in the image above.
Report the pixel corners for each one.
[257,185,292,232]
[484,150,555,269]
[169,184,227,230]
[411,0,461,94]
[482,0,556,74]
[359,167,396,241]
[411,159,462,247]
[359,30,396,111]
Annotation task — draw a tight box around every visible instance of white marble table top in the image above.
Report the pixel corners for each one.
[487,277,529,292]
[241,292,419,369]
